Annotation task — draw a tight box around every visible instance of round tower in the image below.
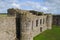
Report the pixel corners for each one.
[20,14,32,40]
[47,14,52,29]
[16,11,33,40]
[7,8,33,40]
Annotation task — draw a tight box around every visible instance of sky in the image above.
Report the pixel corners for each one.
[0,0,60,14]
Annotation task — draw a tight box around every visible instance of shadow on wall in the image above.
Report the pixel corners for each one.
[16,14,21,40]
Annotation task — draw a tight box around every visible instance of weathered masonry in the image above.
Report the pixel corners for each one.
[0,8,52,40]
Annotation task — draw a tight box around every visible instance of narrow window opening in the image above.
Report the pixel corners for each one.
[36,20,38,27]
[43,19,45,24]
[40,19,42,24]
[32,21,33,30]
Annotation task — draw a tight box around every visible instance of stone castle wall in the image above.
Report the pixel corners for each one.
[0,16,16,40]
[0,8,52,40]
[16,10,52,40]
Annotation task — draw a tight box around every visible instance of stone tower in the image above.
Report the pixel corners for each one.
[47,14,52,29]
[8,8,33,40]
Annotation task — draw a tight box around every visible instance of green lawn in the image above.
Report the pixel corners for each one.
[34,25,60,40]
[0,14,7,17]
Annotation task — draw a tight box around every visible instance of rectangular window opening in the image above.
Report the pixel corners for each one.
[40,19,42,25]
[32,21,33,30]
[43,19,45,24]
[36,20,38,27]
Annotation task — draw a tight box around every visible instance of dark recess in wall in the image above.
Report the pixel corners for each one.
[16,14,21,40]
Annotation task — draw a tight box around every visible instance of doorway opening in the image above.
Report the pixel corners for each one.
[40,27,42,32]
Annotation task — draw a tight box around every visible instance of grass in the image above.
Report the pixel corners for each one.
[34,25,60,40]
[0,14,7,17]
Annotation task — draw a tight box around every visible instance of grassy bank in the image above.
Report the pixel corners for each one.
[34,25,60,40]
[0,14,7,17]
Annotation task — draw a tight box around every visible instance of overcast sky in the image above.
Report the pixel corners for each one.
[0,0,60,14]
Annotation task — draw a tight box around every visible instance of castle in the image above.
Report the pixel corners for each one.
[0,8,52,40]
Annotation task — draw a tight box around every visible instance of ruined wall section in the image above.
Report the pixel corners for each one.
[18,12,33,40]
[0,16,16,40]
[47,14,52,29]
[7,8,33,40]
[31,15,47,37]
[3,8,52,40]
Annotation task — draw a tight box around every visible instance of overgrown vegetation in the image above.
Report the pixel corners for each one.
[34,25,60,40]
[29,10,43,15]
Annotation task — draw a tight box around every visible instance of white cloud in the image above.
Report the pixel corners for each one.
[19,1,48,12]
[0,0,60,14]
[0,0,48,13]
[42,0,60,14]
[42,7,48,11]
[12,3,20,8]
[0,0,53,13]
